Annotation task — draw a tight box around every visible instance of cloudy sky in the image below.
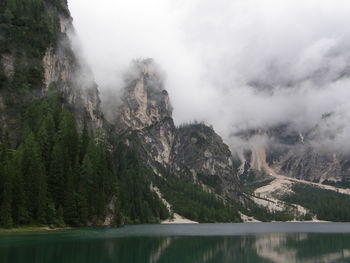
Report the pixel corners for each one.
[69,0,350,149]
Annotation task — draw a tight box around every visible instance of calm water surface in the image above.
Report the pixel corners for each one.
[1,223,350,263]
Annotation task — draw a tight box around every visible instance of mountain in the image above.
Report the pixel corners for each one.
[0,0,122,228]
[106,59,241,202]
[3,0,350,228]
[0,0,102,141]
[237,120,350,185]
[235,119,350,222]
[265,121,350,184]
[104,59,242,222]
[0,0,242,228]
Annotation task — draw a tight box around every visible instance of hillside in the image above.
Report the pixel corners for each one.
[0,0,243,228]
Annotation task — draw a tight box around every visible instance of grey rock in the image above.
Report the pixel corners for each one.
[107,59,241,201]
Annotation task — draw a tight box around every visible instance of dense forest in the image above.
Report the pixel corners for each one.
[0,91,242,228]
[282,183,350,222]
[239,169,274,194]
[154,172,241,223]
[0,0,63,92]
[0,94,172,228]
[0,0,171,228]
[238,169,314,222]
[0,0,243,228]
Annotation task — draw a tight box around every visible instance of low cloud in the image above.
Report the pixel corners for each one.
[69,0,350,151]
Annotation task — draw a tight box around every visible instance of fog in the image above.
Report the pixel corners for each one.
[69,0,350,151]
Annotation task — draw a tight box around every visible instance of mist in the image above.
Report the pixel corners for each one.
[69,0,350,151]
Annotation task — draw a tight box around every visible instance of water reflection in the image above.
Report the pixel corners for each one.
[254,233,350,263]
[1,230,350,262]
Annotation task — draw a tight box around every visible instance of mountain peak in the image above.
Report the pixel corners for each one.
[114,59,172,132]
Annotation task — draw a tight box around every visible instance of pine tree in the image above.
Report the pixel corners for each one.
[11,152,30,225]
[79,119,90,163]
[36,112,55,171]
[36,165,47,224]
[0,145,13,228]
[59,110,80,199]
[63,167,78,226]
[20,131,47,222]
[0,176,13,228]
[79,154,93,224]
[3,8,14,24]
[59,110,79,169]
[83,140,99,220]
[49,142,65,207]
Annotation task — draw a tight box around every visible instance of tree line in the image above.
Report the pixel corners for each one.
[282,183,350,222]
[154,172,242,223]
[0,94,170,228]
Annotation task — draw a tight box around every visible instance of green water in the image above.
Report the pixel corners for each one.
[1,223,350,263]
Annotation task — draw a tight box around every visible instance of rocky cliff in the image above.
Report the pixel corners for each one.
[266,122,350,184]
[0,0,103,138]
[0,0,120,227]
[236,121,350,184]
[42,3,103,130]
[106,59,241,200]
[0,0,242,226]
[174,123,240,199]
[114,59,172,133]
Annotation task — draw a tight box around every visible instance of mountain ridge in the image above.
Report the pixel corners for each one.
[106,59,242,202]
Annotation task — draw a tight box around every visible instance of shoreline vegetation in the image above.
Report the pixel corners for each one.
[0,215,198,233]
[0,219,334,234]
[0,225,71,233]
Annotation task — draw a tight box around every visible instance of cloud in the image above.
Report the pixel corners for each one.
[69,0,350,151]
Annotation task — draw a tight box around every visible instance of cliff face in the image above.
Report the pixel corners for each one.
[0,0,119,227]
[276,148,346,182]
[115,59,172,133]
[266,123,350,183]
[174,124,240,199]
[109,59,176,168]
[42,8,103,130]
[0,0,242,226]
[0,0,103,137]
[107,59,240,200]
[238,122,350,184]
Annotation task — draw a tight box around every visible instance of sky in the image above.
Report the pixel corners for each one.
[69,0,350,152]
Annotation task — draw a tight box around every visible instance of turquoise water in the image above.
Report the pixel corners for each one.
[1,223,350,263]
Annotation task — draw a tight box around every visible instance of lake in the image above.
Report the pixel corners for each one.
[1,223,350,263]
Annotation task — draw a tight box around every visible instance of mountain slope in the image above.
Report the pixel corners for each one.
[106,59,241,202]
[236,123,350,221]
[0,0,243,227]
[0,0,171,228]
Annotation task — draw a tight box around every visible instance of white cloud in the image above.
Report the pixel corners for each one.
[69,0,350,150]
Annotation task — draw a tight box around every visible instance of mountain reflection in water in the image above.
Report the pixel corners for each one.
[1,224,350,263]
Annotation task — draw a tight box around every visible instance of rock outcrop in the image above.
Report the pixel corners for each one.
[237,122,350,184]
[42,6,103,130]
[114,59,172,133]
[174,123,240,199]
[106,59,241,200]
[266,122,350,183]
[0,0,103,136]
[0,1,104,146]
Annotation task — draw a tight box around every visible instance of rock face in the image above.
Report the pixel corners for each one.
[136,118,176,167]
[266,123,350,183]
[42,8,103,130]
[0,0,103,135]
[1,54,14,79]
[239,122,350,184]
[174,124,240,199]
[109,59,176,168]
[107,59,240,200]
[0,0,103,142]
[115,59,172,133]
[276,148,347,183]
